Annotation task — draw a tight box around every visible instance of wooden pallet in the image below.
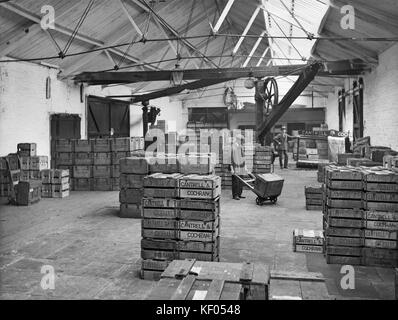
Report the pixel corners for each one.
[269,271,329,300]
[145,275,242,300]
[160,259,269,300]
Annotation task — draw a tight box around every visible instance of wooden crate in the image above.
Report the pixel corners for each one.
[326,246,362,256]
[41,184,52,198]
[178,154,215,175]
[73,166,92,178]
[17,143,37,157]
[293,229,324,253]
[111,137,130,152]
[52,169,69,184]
[144,188,178,198]
[72,178,93,191]
[41,169,52,184]
[74,152,93,165]
[326,255,362,266]
[144,173,182,188]
[16,180,41,206]
[119,203,141,218]
[269,271,329,300]
[119,188,144,204]
[120,157,149,174]
[149,154,179,174]
[55,139,73,153]
[91,138,111,152]
[160,259,269,300]
[52,184,70,198]
[179,185,221,200]
[142,227,219,242]
[145,275,242,299]
[111,165,119,178]
[30,170,41,180]
[324,208,364,220]
[30,156,48,171]
[20,157,30,170]
[365,182,398,193]
[111,152,130,165]
[326,236,364,247]
[120,173,146,189]
[93,153,112,166]
[55,153,73,166]
[92,165,111,178]
[73,139,92,153]
[93,178,112,191]
[143,217,219,232]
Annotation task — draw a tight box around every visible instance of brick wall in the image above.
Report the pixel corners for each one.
[325,43,398,151]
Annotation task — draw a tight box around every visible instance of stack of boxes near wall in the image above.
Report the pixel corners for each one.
[323,166,364,265]
[92,138,113,191]
[72,139,93,190]
[18,143,47,205]
[141,154,220,280]
[304,185,323,211]
[41,169,70,198]
[323,165,398,267]
[0,154,21,200]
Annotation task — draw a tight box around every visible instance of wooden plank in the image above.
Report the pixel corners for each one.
[179,174,221,189]
[327,169,363,181]
[239,263,254,282]
[180,229,219,242]
[326,199,363,209]
[363,171,398,183]
[365,192,398,203]
[366,202,398,211]
[142,198,178,208]
[327,180,363,190]
[269,279,302,300]
[179,186,221,200]
[326,236,363,247]
[140,269,163,281]
[205,279,225,300]
[365,182,398,193]
[179,219,219,231]
[364,229,398,241]
[180,209,218,221]
[362,257,398,268]
[141,259,170,271]
[144,188,178,198]
[144,173,182,188]
[326,255,362,265]
[326,246,362,256]
[366,220,398,231]
[362,247,398,260]
[366,211,398,221]
[142,219,178,230]
[327,190,362,199]
[179,198,220,211]
[142,208,178,219]
[294,244,324,253]
[162,260,196,279]
[364,239,397,249]
[142,229,177,239]
[326,208,364,219]
[300,281,330,300]
[270,271,325,282]
[327,217,364,228]
[171,275,196,300]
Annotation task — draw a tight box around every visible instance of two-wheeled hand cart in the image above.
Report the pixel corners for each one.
[235,173,284,206]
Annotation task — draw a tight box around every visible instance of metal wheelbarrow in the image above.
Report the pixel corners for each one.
[235,173,284,206]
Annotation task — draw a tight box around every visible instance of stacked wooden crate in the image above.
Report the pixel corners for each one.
[362,169,398,267]
[17,143,48,182]
[72,139,92,191]
[304,185,323,211]
[0,155,20,198]
[54,139,74,179]
[323,166,365,265]
[41,169,70,198]
[253,146,272,174]
[141,161,220,280]
[92,138,113,191]
[119,156,148,218]
[293,229,325,253]
[337,153,361,165]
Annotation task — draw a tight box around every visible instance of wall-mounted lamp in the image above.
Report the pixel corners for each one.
[46,76,51,99]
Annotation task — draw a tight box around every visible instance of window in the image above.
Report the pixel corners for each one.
[188,107,228,124]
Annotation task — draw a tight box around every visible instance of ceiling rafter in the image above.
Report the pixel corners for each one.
[0,2,158,73]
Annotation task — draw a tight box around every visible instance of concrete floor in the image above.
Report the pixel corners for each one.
[0,168,395,300]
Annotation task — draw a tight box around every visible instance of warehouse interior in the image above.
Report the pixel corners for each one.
[0,0,397,301]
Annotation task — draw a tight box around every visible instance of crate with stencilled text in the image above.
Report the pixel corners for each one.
[17,143,37,157]
[269,271,330,300]
[178,174,221,200]
[91,138,111,153]
[293,229,324,253]
[55,139,73,153]
[160,259,270,300]
[55,152,73,166]
[141,224,219,242]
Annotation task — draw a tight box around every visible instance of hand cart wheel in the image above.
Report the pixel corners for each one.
[256,197,266,206]
[270,196,278,204]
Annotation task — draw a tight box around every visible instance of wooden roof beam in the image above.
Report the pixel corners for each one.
[243,31,266,67]
[232,6,261,55]
[211,0,236,33]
